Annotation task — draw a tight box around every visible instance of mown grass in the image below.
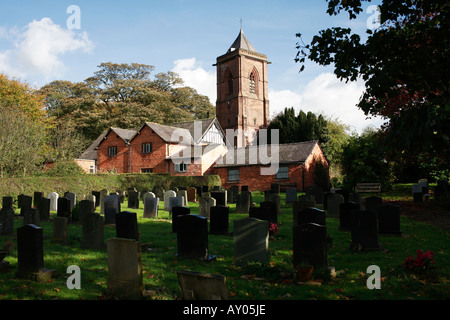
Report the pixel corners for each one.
[1,188,449,300]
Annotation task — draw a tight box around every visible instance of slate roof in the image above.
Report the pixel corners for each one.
[169,118,226,144]
[136,122,195,144]
[227,29,257,53]
[214,141,319,167]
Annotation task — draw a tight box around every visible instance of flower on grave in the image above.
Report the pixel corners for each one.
[269,223,279,237]
[403,249,435,274]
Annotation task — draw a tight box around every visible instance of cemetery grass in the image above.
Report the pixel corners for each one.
[1,188,450,300]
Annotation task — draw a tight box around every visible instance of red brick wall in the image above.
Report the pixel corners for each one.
[303,144,330,189]
[97,131,130,173]
[129,125,169,173]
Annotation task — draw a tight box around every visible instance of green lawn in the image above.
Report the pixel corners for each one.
[1,189,449,300]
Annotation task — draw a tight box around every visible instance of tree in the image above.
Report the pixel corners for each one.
[296,0,450,174]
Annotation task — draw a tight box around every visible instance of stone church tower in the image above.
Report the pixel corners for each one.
[215,29,269,147]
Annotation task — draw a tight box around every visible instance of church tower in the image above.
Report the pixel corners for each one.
[215,29,269,147]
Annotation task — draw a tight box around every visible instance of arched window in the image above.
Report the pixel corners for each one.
[249,69,258,94]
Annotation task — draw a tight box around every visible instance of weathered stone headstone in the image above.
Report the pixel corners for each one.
[377,204,402,236]
[209,205,230,235]
[293,223,328,272]
[153,186,165,200]
[233,218,269,265]
[177,270,229,300]
[2,196,13,210]
[48,192,58,212]
[127,190,140,209]
[169,196,184,214]
[176,214,215,261]
[99,189,109,214]
[260,201,278,224]
[187,187,197,203]
[335,189,350,203]
[326,193,344,218]
[143,197,159,218]
[81,212,105,249]
[285,188,297,204]
[115,211,139,241]
[142,192,155,203]
[198,196,216,219]
[107,238,144,299]
[249,206,270,223]
[19,195,32,216]
[53,217,68,242]
[0,203,14,236]
[78,199,95,224]
[104,194,121,225]
[228,185,239,204]
[177,190,189,207]
[412,184,423,202]
[294,207,326,227]
[339,201,360,231]
[235,191,252,213]
[241,185,249,192]
[164,190,176,211]
[348,192,362,207]
[350,210,380,250]
[271,183,280,194]
[92,191,101,207]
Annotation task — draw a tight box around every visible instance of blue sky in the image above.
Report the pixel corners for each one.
[0,0,384,133]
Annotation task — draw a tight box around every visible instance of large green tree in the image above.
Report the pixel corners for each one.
[296,0,449,176]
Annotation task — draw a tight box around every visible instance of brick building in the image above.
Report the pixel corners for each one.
[76,28,329,191]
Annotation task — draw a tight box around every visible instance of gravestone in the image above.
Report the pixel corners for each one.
[48,192,58,212]
[169,196,184,214]
[79,199,95,224]
[294,207,326,227]
[172,206,191,233]
[23,208,40,226]
[104,194,121,225]
[38,197,50,222]
[209,206,230,235]
[176,214,215,261]
[142,192,155,204]
[92,191,101,207]
[53,217,68,242]
[127,190,140,209]
[241,186,249,192]
[285,188,297,204]
[57,197,71,219]
[81,212,105,249]
[16,224,55,281]
[335,189,349,203]
[228,185,239,204]
[306,185,324,204]
[412,184,423,202]
[249,206,271,223]
[115,211,139,241]
[2,196,13,210]
[177,270,229,300]
[99,189,109,214]
[116,190,125,203]
[339,201,360,231]
[235,191,252,213]
[187,187,197,203]
[326,193,344,218]
[293,223,328,272]
[364,196,382,213]
[348,193,362,207]
[0,204,14,236]
[350,210,380,251]
[202,185,209,193]
[233,218,269,265]
[19,195,32,216]
[177,190,189,207]
[260,201,278,224]
[64,192,77,213]
[377,204,402,236]
[143,197,159,218]
[33,191,44,208]
[271,183,280,194]
[164,190,177,211]
[107,238,144,299]
[198,196,216,219]
[211,191,227,207]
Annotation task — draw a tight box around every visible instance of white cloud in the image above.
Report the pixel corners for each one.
[269,72,385,134]
[0,17,93,82]
[172,58,216,103]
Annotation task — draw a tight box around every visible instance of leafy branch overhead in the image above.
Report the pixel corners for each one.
[296,0,449,174]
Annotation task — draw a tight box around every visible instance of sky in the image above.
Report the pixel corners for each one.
[0,0,385,134]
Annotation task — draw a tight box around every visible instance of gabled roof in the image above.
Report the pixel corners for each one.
[134,122,195,145]
[168,118,227,144]
[227,28,257,53]
[214,141,320,167]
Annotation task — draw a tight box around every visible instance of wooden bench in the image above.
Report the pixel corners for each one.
[355,183,381,193]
